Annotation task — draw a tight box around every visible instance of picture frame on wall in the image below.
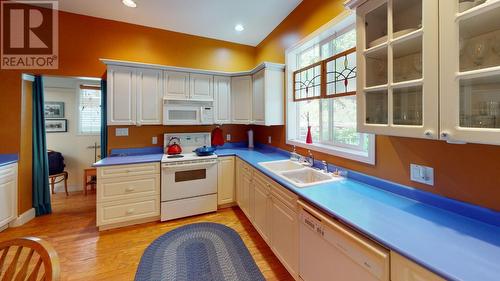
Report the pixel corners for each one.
[45,119,68,133]
[44,101,65,119]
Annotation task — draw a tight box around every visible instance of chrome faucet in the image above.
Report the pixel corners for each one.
[290,145,300,161]
[305,150,314,167]
[322,160,328,173]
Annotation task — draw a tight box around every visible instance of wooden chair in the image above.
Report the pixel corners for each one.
[49,172,68,196]
[0,237,60,281]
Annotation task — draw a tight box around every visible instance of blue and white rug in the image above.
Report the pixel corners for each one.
[135,222,265,281]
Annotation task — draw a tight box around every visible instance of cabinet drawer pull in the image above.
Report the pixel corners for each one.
[126,208,135,215]
[125,187,135,192]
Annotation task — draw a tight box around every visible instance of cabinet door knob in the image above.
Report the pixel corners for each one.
[424,130,433,137]
[126,208,135,215]
[441,131,449,138]
[125,187,135,192]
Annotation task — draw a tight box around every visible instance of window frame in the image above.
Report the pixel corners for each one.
[77,83,102,136]
[285,11,375,165]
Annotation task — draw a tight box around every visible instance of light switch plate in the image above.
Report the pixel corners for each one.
[410,164,434,186]
[152,136,157,144]
[226,134,231,141]
[268,136,272,143]
[115,128,128,137]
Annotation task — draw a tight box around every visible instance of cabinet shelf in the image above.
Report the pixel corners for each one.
[457,65,500,81]
[364,84,388,92]
[456,0,500,23]
[364,42,388,55]
[391,28,423,45]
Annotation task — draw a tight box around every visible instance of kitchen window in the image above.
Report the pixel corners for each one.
[78,84,101,135]
[286,12,375,164]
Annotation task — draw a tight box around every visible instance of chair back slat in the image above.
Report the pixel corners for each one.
[0,238,59,281]
[1,247,23,281]
[14,249,34,281]
[0,247,10,274]
[26,259,42,281]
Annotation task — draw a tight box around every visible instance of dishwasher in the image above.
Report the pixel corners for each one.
[298,201,390,281]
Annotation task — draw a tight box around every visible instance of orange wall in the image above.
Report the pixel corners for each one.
[107,125,250,153]
[0,9,255,213]
[255,0,500,211]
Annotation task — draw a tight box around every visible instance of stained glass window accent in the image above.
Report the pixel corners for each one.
[293,62,323,101]
[325,47,357,97]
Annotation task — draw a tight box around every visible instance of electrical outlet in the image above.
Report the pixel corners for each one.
[115,128,128,136]
[410,164,434,186]
[152,136,158,144]
[268,136,272,143]
[226,134,231,141]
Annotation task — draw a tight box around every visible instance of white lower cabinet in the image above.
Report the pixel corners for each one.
[97,162,160,230]
[391,251,444,281]
[0,163,18,231]
[217,156,235,206]
[235,161,299,279]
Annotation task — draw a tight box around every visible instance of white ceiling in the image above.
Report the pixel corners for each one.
[56,0,303,46]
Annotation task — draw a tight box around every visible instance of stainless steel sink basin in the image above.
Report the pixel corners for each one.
[258,160,343,188]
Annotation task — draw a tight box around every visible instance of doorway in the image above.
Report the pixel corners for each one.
[43,76,102,202]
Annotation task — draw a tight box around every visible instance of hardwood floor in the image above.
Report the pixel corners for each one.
[0,192,293,281]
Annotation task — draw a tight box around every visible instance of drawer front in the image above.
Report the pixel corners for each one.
[270,180,298,210]
[240,161,252,176]
[98,162,159,179]
[97,175,160,203]
[97,196,160,226]
[0,163,17,184]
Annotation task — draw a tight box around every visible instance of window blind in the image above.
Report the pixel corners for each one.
[79,88,101,135]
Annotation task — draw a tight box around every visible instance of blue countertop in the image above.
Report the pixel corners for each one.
[0,154,18,167]
[93,145,500,280]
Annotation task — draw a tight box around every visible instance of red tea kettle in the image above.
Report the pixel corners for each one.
[166,137,182,155]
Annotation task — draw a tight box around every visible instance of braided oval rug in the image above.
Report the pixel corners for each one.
[135,222,265,281]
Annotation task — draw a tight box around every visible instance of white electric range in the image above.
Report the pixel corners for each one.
[161,133,218,221]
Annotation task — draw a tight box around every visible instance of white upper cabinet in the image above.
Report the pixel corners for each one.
[252,66,285,126]
[231,75,253,124]
[107,66,162,126]
[214,76,231,124]
[439,0,500,145]
[190,73,214,101]
[107,65,136,125]
[252,69,266,124]
[354,0,439,139]
[136,68,163,125]
[164,71,190,100]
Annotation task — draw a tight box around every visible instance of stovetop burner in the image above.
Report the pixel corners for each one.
[167,155,184,159]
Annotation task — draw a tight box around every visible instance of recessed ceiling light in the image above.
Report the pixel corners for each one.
[122,0,137,8]
[234,24,244,32]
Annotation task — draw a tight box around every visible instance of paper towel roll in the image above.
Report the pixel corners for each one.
[248,129,254,149]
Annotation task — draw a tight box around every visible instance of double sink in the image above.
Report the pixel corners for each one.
[259,160,343,188]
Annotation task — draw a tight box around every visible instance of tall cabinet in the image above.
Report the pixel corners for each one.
[440,0,500,145]
[355,0,439,139]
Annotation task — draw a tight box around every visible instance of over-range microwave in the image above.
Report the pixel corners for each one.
[163,101,214,125]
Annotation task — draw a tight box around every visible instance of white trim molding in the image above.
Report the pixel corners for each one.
[9,208,36,227]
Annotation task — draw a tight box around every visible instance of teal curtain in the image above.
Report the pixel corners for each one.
[100,79,107,158]
[32,75,51,216]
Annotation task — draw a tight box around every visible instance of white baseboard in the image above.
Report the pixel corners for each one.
[9,208,36,227]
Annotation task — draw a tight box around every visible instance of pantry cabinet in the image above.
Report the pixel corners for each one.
[354,0,439,139]
[214,76,232,124]
[231,76,253,124]
[107,66,163,126]
[217,156,235,206]
[439,0,500,145]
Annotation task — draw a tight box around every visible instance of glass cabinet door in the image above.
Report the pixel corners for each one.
[356,0,439,139]
[440,0,500,145]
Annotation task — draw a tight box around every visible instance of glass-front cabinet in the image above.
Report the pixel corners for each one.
[354,0,439,139]
[440,0,500,145]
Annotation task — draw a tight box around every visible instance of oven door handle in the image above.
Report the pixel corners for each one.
[161,161,217,170]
